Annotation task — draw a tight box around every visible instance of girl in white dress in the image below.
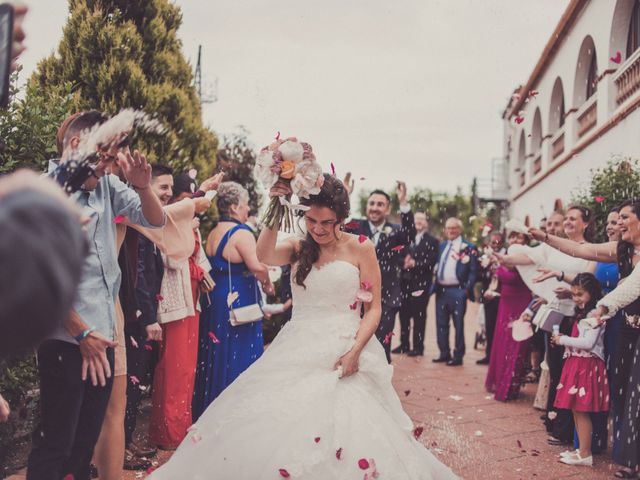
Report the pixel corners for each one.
[150,174,457,479]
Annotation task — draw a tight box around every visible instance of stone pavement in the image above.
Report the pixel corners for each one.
[392,301,618,480]
[9,301,620,479]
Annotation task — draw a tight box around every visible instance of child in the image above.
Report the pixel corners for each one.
[551,272,608,467]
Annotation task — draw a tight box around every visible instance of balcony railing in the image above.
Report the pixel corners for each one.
[551,128,565,160]
[532,153,542,175]
[614,47,640,105]
[576,95,597,137]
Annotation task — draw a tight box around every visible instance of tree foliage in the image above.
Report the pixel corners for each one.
[28,0,217,177]
[216,127,262,216]
[357,185,476,240]
[571,156,640,242]
[0,71,73,174]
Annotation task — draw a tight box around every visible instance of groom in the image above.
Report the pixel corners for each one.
[345,177,415,363]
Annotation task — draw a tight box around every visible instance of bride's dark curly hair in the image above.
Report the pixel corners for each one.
[291,173,350,287]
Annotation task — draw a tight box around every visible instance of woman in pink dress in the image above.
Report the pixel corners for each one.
[485,232,533,401]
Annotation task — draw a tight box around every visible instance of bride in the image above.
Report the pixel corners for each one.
[150,174,457,479]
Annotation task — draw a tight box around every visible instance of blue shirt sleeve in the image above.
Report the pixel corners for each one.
[107,174,165,228]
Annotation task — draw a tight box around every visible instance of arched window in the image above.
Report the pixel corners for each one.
[550,77,566,131]
[586,52,598,99]
[559,98,565,127]
[627,0,640,57]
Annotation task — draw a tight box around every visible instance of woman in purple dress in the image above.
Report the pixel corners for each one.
[485,231,533,401]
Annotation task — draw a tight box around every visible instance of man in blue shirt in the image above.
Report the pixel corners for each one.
[27,111,165,480]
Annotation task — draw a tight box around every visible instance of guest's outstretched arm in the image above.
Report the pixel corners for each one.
[528,227,618,262]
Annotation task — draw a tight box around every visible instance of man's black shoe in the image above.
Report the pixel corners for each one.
[391,346,409,354]
[407,350,423,357]
[476,357,490,365]
[432,356,451,363]
[446,359,463,366]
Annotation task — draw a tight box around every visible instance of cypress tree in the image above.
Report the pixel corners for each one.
[29,0,217,176]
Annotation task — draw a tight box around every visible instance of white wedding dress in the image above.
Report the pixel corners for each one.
[151,260,457,479]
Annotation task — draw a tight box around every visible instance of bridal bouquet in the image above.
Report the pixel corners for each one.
[255,136,324,231]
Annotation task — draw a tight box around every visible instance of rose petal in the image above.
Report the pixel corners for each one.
[383,331,394,345]
[413,426,424,440]
[190,432,202,444]
[391,245,405,252]
[130,336,139,348]
[275,131,281,140]
[63,475,74,480]
[611,50,622,64]
[514,116,524,124]
[517,439,522,448]
[144,344,153,351]
[336,447,343,459]
[349,301,358,310]
[130,375,140,385]
[112,215,125,224]
[279,468,290,478]
[155,294,163,301]
[314,437,321,443]
[358,234,367,244]
[595,195,605,203]
[404,389,411,396]
[358,458,370,470]
[330,162,336,176]
[208,331,221,344]
[361,281,372,290]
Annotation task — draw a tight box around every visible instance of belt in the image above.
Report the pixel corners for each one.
[440,284,461,289]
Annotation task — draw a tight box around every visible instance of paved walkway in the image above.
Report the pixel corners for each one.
[9,302,620,479]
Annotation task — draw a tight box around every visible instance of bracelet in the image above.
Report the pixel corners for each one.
[74,327,96,343]
[557,271,565,282]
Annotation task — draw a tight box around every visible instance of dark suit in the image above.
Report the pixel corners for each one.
[398,232,439,353]
[432,238,478,361]
[348,210,416,362]
[478,261,500,360]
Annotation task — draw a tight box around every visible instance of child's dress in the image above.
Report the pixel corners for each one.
[554,318,609,413]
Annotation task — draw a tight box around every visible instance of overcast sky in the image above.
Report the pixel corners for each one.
[21,0,569,195]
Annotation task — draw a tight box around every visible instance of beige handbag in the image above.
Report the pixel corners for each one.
[227,236,263,327]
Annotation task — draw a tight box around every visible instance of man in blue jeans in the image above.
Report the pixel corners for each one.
[432,217,478,366]
[27,111,165,480]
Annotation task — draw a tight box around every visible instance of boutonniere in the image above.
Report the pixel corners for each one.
[383,226,393,235]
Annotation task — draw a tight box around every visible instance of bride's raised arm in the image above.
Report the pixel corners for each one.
[256,221,298,266]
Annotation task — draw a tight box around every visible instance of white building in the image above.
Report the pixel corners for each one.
[502,0,640,224]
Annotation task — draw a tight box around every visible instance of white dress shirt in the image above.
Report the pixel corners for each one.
[439,236,463,286]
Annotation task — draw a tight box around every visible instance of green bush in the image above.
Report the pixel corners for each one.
[571,156,640,242]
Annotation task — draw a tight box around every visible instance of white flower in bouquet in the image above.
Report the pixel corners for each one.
[255,149,279,187]
[291,161,324,198]
[278,140,304,163]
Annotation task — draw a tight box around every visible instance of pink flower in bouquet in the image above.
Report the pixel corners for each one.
[355,289,373,303]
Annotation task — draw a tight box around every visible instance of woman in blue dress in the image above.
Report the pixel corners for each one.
[192,182,274,421]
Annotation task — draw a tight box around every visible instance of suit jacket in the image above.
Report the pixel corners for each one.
[433,238,479,301]
[401,232,439,294]
[348,210,416,308]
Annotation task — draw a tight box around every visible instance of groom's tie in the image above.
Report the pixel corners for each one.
[437,241,452,282]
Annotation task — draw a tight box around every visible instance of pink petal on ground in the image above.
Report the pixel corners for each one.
[413,426,424,440]
[336,447,343,459]
[404,389,411,396]
[517,439,522,448]
[358,459,370,470]
[112,215,125,224]
[279,468,290,478]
